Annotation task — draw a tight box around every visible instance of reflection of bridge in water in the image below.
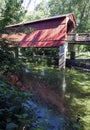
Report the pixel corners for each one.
[19,70,66,113]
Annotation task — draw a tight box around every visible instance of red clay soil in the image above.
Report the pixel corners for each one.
[2,73,26,90]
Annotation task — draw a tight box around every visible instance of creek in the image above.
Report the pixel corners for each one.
[18,67,90,130]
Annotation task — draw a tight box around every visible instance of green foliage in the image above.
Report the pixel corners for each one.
[65,69,90,130]
[48,0,90,33]
[0,0,25,36]
[0,0,25,27]
[0,0,26,73]
[0,48,15,73]
[0,78,35,130]
[26,0,89,33]
[24,0,50,21]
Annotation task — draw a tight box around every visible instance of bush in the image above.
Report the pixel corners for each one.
[0,78,37,130]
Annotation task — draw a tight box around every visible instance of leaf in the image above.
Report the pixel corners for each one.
[73,123,81,129]
[6,122,18,130]
[15,113,28,119]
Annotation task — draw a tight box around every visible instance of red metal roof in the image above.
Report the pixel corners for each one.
[5,13,76,48]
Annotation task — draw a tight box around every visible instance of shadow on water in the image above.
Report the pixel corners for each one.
[18,67,90,130]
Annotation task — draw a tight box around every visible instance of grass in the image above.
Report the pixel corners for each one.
[65,69,90,130]
[76,52,90,58]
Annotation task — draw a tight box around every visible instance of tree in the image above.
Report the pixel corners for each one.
[48,0,90,33]
[0,0,25,72]
[0,0,25,32]
[24,0,50,22]
[48,0,90,52]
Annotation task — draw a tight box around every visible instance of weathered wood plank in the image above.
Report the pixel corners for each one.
[67,33,90,44]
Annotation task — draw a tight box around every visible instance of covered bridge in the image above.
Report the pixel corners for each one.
[2,13,76,68]
[3,13,76,47]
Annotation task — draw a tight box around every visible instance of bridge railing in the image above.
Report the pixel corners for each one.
[67,33,90,43]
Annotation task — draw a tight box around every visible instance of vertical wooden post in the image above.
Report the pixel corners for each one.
[59,43,68,69]
[70,51,75,60]
[68,44,75,60]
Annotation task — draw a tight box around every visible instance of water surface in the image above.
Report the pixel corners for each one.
[19,68,90,130]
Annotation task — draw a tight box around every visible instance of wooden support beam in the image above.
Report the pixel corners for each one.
[68,44,75,60]
[70,51,75,60]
